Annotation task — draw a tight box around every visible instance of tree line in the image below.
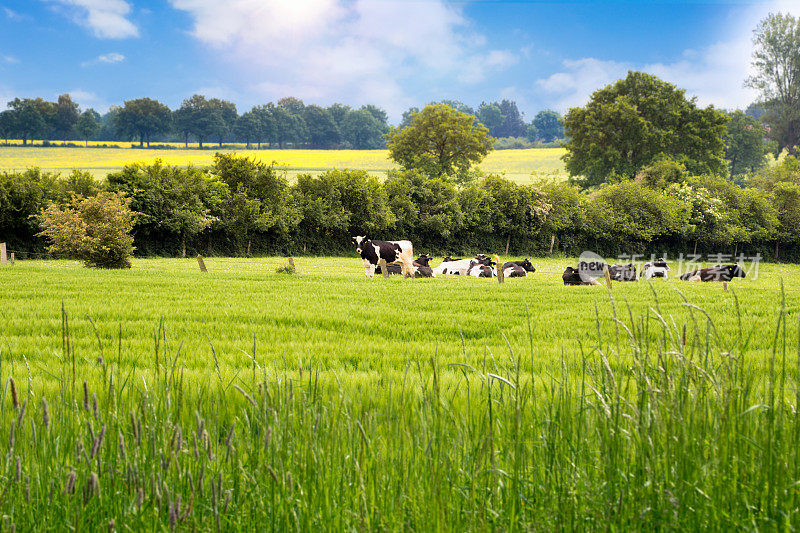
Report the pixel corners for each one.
[0,93,565,150]
[6,150,800,263]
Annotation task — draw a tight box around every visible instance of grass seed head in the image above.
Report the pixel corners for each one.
[9,377,18,410]
[41,398,50,429]
[65,471,76,495]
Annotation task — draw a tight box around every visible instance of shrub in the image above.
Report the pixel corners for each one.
[584,181,690,246]
[37,192,136,268]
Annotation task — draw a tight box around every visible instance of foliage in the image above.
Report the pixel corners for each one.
[747,12,800,155]
[563,71,728,188]
[386,104,494,179]
[532,110,564,143]
[37,191,135,267]
[384,169,464,241]
[107,161,227,255]
[725,110,768,176]
[295,169,393,241]
[115,98,172,148]
[637,158,688,189]
[584,180,690,244]
[76,109,101,146]
[211,154,300,253]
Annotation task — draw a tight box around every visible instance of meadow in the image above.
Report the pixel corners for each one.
[0,145,568,183]
[1,256,800,529]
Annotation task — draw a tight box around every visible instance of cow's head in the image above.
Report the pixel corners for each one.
[729,264,746,278]
[475,254,495,266]
[352,236,368,253]
[520,258,536,272]
[415,254,431,267]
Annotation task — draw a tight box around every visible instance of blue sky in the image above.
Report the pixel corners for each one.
[0,0,796,123]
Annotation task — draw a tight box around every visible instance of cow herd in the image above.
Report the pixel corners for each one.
[352,237,747,284]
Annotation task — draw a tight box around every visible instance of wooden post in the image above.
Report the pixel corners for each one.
[0,243,6,266]
[9,253,14,266]
[197,254,207,272]
[495,255,504,284]
[549,234,555,254]
[378,258,389,279]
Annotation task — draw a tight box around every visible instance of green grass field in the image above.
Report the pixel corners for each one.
[2,256,800,529]
[0,145,568,183]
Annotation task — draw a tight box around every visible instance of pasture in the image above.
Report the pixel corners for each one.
[2,256,800,529]
[0,145,568,183]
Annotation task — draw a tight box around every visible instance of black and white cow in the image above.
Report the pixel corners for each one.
[643,259,670,280]
[353,236,414,278]
[501,258,536,278]
[434,254,494,276]
[680,264,746,282]
[376,254,435,277]
[562,266,601,286]
[608,264,637,282]
[467,262,496,278]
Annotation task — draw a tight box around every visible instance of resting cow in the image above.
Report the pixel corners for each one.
[376,254,435,277]
[608,264,637,281]
[643,259,670,279]
[680,264,746,282]
[467,263,496,278]
[433,254,494,276]
[353,236,414,278]
[502,258,536,277]
[562,266,601,286]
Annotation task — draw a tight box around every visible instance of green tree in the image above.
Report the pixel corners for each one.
[563,71,728,187]
[476,103,504,137]
[725,110,768,176]
[532,110,564,143]
[496,100,526,138]
[115,98,172,147]
[7,98,48,145]
[0,111,13,143]
[478,175,551,252]
[746,13,800,155]
[38,192,135,268]
[384,169,464,242]
[76,109,101,146]
[107,161,227,256]
[385,104,494,179]
[341,109,386,149]
[212,154,300,254]
[584,181,690,248]
[303,105,340,148]
[234,110,262,148]
[294,169,393,243]
[53,94,80,140]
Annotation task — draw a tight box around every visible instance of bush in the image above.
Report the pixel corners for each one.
[37,192,136,268]
[584,181,690,248]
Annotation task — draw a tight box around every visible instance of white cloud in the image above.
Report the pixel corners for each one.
[81,52,125,66]
[67,89,110,112]
[3,7,24,20]
[535,0,800,113]
[536,58,629,111]
[168,0,514,120]
[0,53,18,64]
[49,0,139,39]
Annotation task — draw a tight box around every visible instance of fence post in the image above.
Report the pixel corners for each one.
[197,254,207,272]
[9,253,14,266]
[0,243,6,266]
[549,235,555,254]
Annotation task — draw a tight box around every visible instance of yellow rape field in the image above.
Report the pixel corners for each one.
[0,143,568,183]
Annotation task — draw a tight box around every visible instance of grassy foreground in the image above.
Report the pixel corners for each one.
[1,257,800,530]
[0,146,568,183]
